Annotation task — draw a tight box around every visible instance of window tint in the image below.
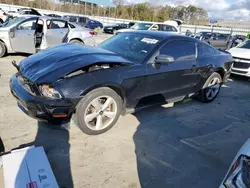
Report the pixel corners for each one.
[160,25,177,32]
[159,40,196,61]
[48,20,67,29]
[198,43,215,57]
[217,34,227,40]
[69,16,77,22]
[17,19,37,30]
[78,17,86,23]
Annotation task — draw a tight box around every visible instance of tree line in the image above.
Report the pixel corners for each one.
[2,0,208,25]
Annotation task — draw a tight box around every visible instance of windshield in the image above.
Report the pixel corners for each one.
[237,40,250,49]
[98,33,161,63]
[0,17,26,27]
[131,23,153,30]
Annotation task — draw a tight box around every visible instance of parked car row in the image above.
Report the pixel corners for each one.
[0,15,95,57]
[188,31,248,50]
[103,21,180,35]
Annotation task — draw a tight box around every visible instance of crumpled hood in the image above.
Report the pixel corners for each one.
[228,47,250,59]
[19,43,132,84]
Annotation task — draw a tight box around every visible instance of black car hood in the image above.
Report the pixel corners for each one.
[19,43,132,84]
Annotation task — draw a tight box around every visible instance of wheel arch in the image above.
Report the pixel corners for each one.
[79,83,127,107]
[69,38,84,43]
[214,68,225,81]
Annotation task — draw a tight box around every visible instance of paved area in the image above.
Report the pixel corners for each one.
[0,33,250,188]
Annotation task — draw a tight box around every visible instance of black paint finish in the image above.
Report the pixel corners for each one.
[10,31,233,121]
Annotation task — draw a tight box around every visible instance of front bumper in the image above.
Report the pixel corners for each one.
[10,74,80,121]
[231,68,250,77]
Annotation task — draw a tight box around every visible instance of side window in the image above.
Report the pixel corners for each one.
[159,40,196,61]
[198,43,215,57]
[69,16,77,22]
[217,34,227,40]
[79,17,86,23]
[48,20,67,29]
[17,19,37,30]
[161,25,177,32]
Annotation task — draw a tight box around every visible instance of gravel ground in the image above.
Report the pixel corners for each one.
[0,33,250,188]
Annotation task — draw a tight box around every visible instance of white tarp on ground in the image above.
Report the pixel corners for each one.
[2,146,59,188]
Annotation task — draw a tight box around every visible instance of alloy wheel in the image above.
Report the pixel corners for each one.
[206,77,221,100]
[84,96,118,131]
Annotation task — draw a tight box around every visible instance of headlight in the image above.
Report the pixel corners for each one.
[223,155,250,188]
[40,85,62,99]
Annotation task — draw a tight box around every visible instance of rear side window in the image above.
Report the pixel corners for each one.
[47,20,67,29]
[160,25,177,32]
[79,17,86,23]
[159,40,196,61]
[198,43,215,57]
[217,34,227,40]
[69,16,77,22]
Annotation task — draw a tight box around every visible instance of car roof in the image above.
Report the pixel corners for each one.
[120,30,187,39]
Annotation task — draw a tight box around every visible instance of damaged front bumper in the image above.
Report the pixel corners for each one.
[10,74,80,122]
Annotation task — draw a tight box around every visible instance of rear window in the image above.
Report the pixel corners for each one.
[198,43,215,57]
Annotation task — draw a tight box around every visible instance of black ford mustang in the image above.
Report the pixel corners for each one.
[10,31,233,135]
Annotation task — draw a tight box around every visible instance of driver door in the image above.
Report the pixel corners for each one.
[10,18,37,54]
[45,19,69,48]
[146,40,200,99]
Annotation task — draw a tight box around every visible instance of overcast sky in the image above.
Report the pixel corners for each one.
[123,0,250,21]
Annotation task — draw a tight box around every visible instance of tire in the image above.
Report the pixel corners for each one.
[69,39,84,45]
[76,87,122,135]
[0,41,6,58]
[0,19,3,24]
[197,72,222,103]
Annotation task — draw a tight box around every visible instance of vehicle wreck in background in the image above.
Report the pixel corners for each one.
[0,16,95,57]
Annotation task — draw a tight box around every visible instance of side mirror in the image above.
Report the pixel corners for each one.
[9,27,16,38]
[155,55,174,64]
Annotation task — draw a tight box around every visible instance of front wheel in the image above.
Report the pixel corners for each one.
[76,87,122,135]
[197,72,222,103]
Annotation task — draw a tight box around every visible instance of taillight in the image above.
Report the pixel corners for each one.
[3,12,7,16]
[89,31,94,36]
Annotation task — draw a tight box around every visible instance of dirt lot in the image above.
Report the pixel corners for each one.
[0,34,250,188]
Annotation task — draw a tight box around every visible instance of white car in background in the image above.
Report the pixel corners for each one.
[220,138,250,188]
[117,22,179,35]
[228,40,250,78]
[0,16,95,57]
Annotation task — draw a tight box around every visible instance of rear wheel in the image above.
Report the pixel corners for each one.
[76,87,122,135]
[0,19,3,24]
[0,41,6,58]
[197,72,222,103]
[69,39,84,45]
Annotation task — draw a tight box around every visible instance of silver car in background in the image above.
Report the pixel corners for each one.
[0,16,95,57]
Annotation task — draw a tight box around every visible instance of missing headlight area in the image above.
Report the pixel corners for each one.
[223,155,250,188]
[63,63,122,78]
